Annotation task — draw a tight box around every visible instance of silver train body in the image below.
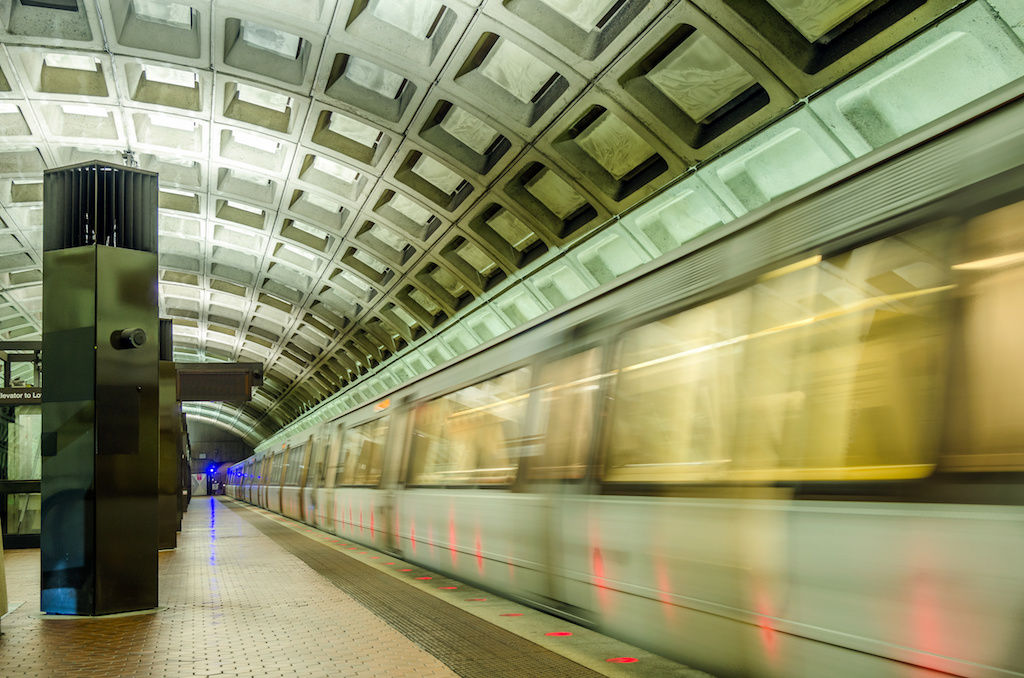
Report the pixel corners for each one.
[229,92,1024,678]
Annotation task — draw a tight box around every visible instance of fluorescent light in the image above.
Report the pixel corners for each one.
[148,113,197,132]
[230,129,280,154]
[161,187,196,198]
[479,39,556,104]
[439,106,500,155]
[44,53,98,72]
[311,155,359,183]
[133,0,193,29]
[345,56,406,99]
[239,21,302,59]
[371,0,444,38]
[143,65,197,88]
[326,112,381,147]
[301,191,343,213]
[225,200,264,215]
[235,83,291,113]
[646,32,756,122]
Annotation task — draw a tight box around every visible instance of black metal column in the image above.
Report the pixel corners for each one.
[158,360,180,550]
[41,162,160,615]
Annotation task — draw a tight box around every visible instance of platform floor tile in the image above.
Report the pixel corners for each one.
[1,497,459,678]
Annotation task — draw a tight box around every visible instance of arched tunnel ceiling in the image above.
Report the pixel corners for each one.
[0,0,998,445]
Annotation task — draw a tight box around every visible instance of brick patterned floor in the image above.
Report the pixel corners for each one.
[0,496,459,678]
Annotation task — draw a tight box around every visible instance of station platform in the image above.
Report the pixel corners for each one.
[0,497,707,677]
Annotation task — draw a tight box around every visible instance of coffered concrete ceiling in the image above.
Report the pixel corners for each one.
[0,0,1019,445]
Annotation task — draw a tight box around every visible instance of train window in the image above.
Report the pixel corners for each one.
[335,416,390,486]
[408,368,531,486]
[269,451,285,484]
[531,349,604,480]
[605,224,953,483]
[283,445,304,486]
[945,200,1024,471]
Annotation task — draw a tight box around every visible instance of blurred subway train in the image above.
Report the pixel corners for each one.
[228,92,1024,678]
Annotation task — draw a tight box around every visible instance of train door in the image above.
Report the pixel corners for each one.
[332,409,392,549]
[316,422,345,532]
[523,343,608,623]
[273,450,286,513]
[376,399,408,555]
[296,436,314,523]
[307,433,328,523]
[259,454,273,507]
[254,456,263,505]
[246,458,256,503]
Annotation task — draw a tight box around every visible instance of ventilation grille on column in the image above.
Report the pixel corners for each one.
[43,161,159,253]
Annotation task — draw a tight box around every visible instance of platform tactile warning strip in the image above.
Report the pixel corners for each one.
[226,501,607,678]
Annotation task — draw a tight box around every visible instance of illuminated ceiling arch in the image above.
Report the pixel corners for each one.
[0,0,1016,446]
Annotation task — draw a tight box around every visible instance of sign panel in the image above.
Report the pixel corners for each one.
[0,387,42,405]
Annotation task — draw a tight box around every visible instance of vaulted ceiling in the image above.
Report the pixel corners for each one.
[0,0,1009,445]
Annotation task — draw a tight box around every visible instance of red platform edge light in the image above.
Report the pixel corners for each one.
[439,586,458,590]
[545,631,573,637]
[416,576,433,580]
[399,568,412,572]
[467,598,487,601]
[500,613,523,617]
[606,657,639,663]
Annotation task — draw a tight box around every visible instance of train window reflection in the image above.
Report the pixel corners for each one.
[408,368,531,486]
[335,416,390,486]
[532,349,603,480]
[605,225,953,483]
[946,199,1024,471]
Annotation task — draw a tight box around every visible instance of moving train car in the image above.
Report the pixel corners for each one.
[228,90,1024,678]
